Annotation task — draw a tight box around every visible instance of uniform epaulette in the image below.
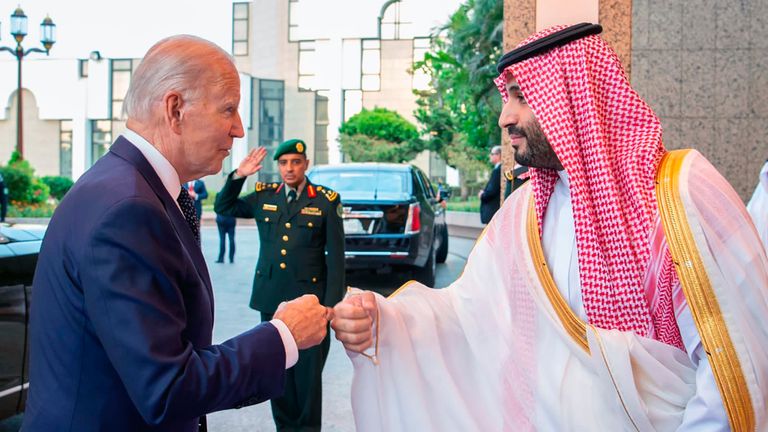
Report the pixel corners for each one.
[504,168,515,181]
[255,182,280,192]
[320,186,338,202]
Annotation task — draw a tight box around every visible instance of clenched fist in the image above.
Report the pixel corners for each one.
[274,294,329,350]
[331,290,377,352]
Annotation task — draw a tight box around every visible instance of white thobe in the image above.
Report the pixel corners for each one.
[747,161,768,251]
[541,171,728,431]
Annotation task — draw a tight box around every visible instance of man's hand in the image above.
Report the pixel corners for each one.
[235,147,268,177]
[331,291,376,352]
[274,294,328,350]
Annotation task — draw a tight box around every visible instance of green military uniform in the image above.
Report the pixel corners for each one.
[504,165,530,199]
[214,139,345,431]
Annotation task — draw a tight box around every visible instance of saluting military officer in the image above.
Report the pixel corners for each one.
[214,139,345,431]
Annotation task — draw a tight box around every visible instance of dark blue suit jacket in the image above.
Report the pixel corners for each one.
[23,137,286,432]
[188,179,208,219]
[480,164,501,224]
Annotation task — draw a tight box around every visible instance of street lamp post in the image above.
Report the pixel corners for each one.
[0,7,56,160]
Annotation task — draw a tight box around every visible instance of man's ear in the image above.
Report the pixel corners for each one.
[163,91,184,134]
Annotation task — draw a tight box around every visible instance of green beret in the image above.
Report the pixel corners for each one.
[273,138,307,160]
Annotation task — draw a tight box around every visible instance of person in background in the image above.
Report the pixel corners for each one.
[436,179,450,209]
[215,212,236,263]
[186,178,208,223]
[503,163,529,199]
[215,139,345,432]
[478,145,502,223]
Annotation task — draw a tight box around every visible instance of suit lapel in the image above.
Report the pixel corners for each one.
[109,137,214,303]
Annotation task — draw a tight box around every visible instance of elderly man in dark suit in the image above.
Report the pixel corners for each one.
[478,145,502,223]
[23,35,329,432]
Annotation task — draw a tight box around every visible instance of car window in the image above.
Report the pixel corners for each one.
[309,170,411,195]
[413,169,433,198]
[411,171,424,197]
[421,170,437,198]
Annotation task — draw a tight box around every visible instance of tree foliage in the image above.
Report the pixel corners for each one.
[413,0,503,165]
[339,107,424,163]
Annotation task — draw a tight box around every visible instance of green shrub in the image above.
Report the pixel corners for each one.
[339,107,420,143]
[7,201,56,217]
[28,178,50,204]
[0,152,51,204]
[0,163,33,203]
[338,108,424,163]
[41,176,74,200]
[446,197,480,213]
[339,134,424,163]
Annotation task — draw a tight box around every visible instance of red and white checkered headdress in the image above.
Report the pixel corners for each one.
[495,25,682,347]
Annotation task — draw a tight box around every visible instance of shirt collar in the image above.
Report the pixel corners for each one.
[285,178,307,198]
[557,169,570,190]
[122,129,181,201]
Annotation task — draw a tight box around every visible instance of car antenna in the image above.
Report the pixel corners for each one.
[373,164,378,200]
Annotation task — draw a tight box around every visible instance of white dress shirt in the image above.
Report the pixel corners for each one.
[285,178,307,202]
[122,129,298,369]
[540,170,728,431]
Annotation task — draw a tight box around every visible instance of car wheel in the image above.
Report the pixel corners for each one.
[436,224,449,264]
[413,242,436,286]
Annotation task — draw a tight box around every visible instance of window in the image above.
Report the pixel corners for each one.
[91,120,112,165]
[298,40,316,91]
[259,80,284,183]
[111,59,133,120]
[232,2,249,56]
[314,92,329,165]
[60,120,73,178]
[412,37,430,91]
[309,170,410,195]
[78,59,88,78]
[380,0,413,40]
[361,39,380,91]
[342,39,362,89]
[342,89,362,121]
[416,168,436,198]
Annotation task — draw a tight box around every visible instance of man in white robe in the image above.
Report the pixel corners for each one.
[331,23,768,431]
[747,160,768,250]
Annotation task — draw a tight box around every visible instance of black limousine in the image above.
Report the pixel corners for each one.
[308,163,448,286]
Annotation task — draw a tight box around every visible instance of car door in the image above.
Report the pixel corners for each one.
[411,168,435,260]
[0,244,28,420]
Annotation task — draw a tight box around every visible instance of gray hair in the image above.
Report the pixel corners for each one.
[123,35,236,122]
[490,145,502,155]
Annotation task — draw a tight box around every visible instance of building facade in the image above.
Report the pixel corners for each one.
[0,0,454,195]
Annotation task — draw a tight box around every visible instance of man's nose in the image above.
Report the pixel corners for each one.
[231,112,245,138]
[498,100,517,129]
